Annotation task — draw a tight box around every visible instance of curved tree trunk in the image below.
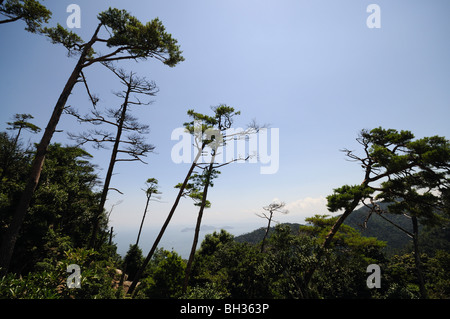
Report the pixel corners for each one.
[136,193,151,247]
[260,211,274,253]
[0,25,102,274]
[302,195,361,294]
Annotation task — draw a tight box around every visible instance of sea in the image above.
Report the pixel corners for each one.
[112,223,260,259]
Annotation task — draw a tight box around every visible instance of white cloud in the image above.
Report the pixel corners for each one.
[284,196,329,220]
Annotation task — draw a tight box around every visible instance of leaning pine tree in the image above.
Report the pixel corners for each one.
[128,105,260,296]
[303,127,450,298]
[257,201,288,253]
[0,8,183,274]
[66,62,158,249]
[366,146,450,299]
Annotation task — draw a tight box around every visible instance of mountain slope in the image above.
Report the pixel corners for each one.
[234,223,302,245]
[234,205,415,255]
[343,203,414,253]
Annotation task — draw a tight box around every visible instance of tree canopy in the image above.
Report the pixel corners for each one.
[0,0,51,33]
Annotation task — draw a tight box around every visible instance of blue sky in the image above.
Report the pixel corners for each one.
[1,1,449,251]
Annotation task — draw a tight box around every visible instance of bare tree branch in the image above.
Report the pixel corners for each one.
[80,70,99,108]
[108,187,124,195]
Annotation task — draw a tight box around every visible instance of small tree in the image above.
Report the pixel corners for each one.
[1,114,40,183]
[136,178,160,247]
[297,215,386,298]
[122,244,144,284]
[256,200,288,253]
[0,7,183,274]
[128,105,258,296]
[6,114,41,149]
[136,249,186,299]
[66,63,157,249]
[303,127,450,296]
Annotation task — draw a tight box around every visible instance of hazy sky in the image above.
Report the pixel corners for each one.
[1,1,449,245]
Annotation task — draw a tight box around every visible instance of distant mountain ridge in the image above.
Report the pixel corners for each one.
[234,223,303,244]
[343,202,414,253]
[234,204,415,254]
[181,225,234,233]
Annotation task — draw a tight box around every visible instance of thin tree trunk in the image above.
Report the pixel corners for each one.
[302,166,372,292]
[12,127,22,151]
[0,24,102,274]
[375,212,414,238]
[109,226,114,245]
[127,145,204,296]
[302,195,361,295]
[412,216,428,299]
[182,160,214,294]
[368,211,428,298]
[89,86,130,249]
[136,193,151,246]
[260,211,274,253]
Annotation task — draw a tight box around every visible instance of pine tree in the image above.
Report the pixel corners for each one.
[304,128,450,296]
[0,7,183,274]
[0,0,51,33]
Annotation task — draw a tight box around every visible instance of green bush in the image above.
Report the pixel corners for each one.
[1,247,120,299]
[181,282,229,299]
[135,249,185,299]
[0,271,60,299]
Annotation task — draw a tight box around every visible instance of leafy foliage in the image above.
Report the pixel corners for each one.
[41,7,184,66]
[0,0,51,33]
[42,23,85,57]
[1,104,449,299]
[135,249,186,299]
[1,247,119,299]
[0,131,114,274]
[123,244,144,282]
[188,223,386,299]
[175,168,220,207]
[327,185,373,212]
[98,8,183,66]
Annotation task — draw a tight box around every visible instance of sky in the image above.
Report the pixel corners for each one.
[1,0,449,255]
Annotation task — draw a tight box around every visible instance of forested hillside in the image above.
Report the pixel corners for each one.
[1,126,450,299]
[344,204,414,254]
[235,223,302,245]
[0,0,449,301]
[238,205,444,257]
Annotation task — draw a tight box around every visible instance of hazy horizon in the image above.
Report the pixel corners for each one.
[114,222,267,259]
